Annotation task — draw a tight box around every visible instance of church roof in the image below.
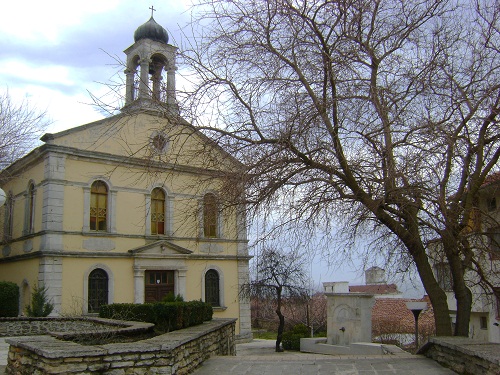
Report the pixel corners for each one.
[134,16,169,44]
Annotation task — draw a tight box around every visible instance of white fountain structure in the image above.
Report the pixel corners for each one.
[300,281,403,355]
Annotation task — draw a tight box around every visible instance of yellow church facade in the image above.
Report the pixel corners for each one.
[0,15,251,340]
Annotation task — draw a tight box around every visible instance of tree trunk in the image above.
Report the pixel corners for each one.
[454,284,472,336]
[441,232,473,337]
[447,247,473,336]
[372,203,453,336]
[411,245,453,336]
[306,303,311,337]
[275,287,284,352]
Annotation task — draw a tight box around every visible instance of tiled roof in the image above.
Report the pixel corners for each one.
[349,284,399,294]
[372,297,435,335]
[483,171,500,186]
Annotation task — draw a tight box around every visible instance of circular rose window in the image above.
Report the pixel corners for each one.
[150,132,169,153]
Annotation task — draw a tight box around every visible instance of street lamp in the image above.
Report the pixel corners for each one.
[406,301,428,351]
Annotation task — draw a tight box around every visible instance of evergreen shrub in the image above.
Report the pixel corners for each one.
[99,300,213,333]
[0,281,19,317]
[162,292,184,302]
[26,284,54,317]
[282,323,311,351]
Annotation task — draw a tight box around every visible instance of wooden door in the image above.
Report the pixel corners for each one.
[145,270,174,302]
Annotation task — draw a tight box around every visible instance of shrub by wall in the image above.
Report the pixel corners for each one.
[0,281,19,317]
[99,301,213,332]
[25,284,54,317]
[282,323,311,351]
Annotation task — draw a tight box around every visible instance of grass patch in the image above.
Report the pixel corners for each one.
[253,330,277,340]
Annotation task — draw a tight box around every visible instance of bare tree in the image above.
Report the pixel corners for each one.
[0,90,50,169]
[252,291,327,336]
[247,246,308,352]
[180,0,500,337]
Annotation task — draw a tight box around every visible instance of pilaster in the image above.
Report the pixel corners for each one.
[38,256,63,315]
[138,58,150,99]
[134,267,145,304]
[177,269,187,298]
[124,68,136,104]
[144,193,151,235]
[41,154,65,252]
[237,259,252,340]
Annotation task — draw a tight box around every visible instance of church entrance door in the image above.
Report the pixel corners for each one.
[145,270,174,302]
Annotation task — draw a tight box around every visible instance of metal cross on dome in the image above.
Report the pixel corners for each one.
[149,5,156,17]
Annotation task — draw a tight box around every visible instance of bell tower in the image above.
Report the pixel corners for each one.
[123,9,178,114]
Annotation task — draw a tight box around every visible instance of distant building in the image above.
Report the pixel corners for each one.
[429,172,500,343]
[324,268,435,348]
[348,267,403,298]
[0,14,251,340]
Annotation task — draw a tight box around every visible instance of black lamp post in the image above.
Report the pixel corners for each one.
[405,301,428,351]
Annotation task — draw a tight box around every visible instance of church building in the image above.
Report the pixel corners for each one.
[0,14,252,340]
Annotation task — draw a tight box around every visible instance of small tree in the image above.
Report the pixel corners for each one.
[26,284,54,317]
[246,247,308,352]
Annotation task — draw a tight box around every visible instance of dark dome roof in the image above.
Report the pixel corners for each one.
[134,17,168,44]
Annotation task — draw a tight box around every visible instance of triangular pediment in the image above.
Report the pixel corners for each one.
[39,109,241,171]
[128,240,193,256]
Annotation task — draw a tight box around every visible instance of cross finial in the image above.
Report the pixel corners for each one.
[149,5,156,18]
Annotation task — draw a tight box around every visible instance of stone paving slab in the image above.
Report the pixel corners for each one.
[191,339,457,375]
[193,358,455,375]
[0,337,457,375]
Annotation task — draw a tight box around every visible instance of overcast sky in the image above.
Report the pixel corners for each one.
[0,0,191,133]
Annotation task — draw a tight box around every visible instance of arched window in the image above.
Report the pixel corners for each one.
[205,269,220,307]
[88,268,108,313]
[4,192,14,241]
[495,288,500,319]
[28,183,35,233]
[20,280,30,316]
[90,181,108,231]
[151,188,165,235]
[203,193,218,238]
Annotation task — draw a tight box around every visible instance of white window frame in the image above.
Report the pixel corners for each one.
[83,264,114,314]
[201,265,225,310]
[23,181,36,236]
[83,178,116,233]
[199,192,224,239]
[145,185,173,236]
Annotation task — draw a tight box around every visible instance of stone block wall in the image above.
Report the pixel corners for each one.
[421,337,500,375]
[6,318,236,375]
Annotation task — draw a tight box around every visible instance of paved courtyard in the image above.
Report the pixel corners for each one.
[1,338,455,375]
[192,339,456,375]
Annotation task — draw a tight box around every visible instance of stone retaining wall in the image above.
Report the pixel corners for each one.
[6,318,236,375]
[420,337,500,375]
